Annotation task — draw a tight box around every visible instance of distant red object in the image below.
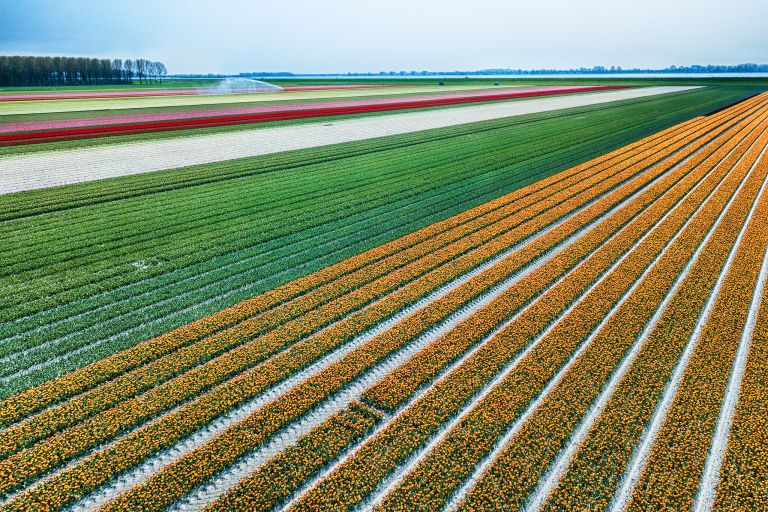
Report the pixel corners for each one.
[0,85,629,146]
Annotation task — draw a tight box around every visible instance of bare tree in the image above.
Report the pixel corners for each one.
[0,55,166,86]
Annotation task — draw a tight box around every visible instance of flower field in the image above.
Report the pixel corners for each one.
[1,86,768,512]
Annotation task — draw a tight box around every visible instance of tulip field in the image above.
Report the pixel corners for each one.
[1,82,768,511]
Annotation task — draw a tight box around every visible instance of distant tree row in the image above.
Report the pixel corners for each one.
[0,56,167,87]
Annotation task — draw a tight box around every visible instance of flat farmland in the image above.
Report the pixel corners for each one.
[1,81,767,512]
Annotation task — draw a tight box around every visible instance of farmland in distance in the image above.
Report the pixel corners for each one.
[1,79,767,511]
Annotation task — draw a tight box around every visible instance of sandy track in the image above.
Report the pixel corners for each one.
[0,86,699,195]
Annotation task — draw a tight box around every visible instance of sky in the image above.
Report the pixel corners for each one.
[1,0,766,74]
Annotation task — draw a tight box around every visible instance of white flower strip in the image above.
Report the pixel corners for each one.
[0,87,698,194]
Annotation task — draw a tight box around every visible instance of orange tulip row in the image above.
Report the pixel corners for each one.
[540,107,768,512]
[627,140,768,508]
[1,111,701,511]
[92,127,697,512]
[285,104,763,511]
[360,102,767,414]
[714,257,768,510]
[459,114,768,512]
[0,105,698,430]
[371,107,765,512]
[203,401,381,512]
[1,110,688,462]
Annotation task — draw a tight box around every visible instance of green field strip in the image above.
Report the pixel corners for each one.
[0,107,700,340]
[0,106,639,271]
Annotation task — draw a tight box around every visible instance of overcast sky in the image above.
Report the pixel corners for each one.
[1,0,766,74]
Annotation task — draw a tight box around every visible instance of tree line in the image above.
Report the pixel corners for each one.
[0,56,167,87]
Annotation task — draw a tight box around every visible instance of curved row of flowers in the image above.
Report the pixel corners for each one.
[2,96,762,512]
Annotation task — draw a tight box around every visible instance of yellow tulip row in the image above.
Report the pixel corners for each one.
[285,103,761,511]
[1,107,702,511]
[627,136,768,508]
[360,100,768,414]
[92,125,696,512]
[714,256,768,510]
[459,110,768,512]
[203,401,380,512]
[540,104,768,511]
[0,104,696,430]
